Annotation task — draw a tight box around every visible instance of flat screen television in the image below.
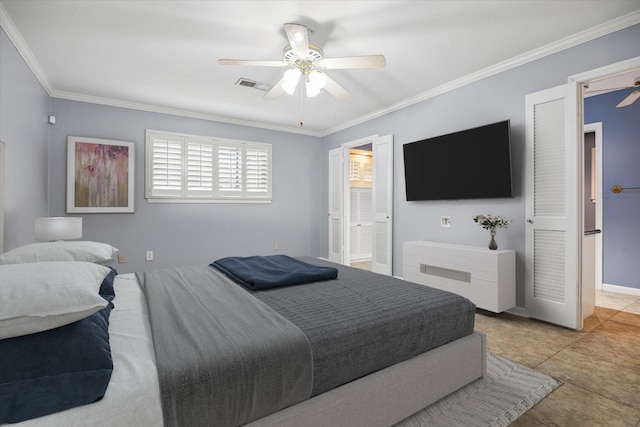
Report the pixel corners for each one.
[403,120,513,201]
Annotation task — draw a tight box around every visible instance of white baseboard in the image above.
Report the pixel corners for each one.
[602,283,640,296]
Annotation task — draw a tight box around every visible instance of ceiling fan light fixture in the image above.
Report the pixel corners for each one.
[282,68,301,95]
[220,23,384,103]
[305,70,327,97]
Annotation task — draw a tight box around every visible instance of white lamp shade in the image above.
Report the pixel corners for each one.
[35,217,83,241]
[282,68,301,95]
[305,70,327,97]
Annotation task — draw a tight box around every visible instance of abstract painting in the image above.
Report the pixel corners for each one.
[67,136,135,213]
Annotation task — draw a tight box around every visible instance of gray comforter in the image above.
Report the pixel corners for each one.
[137,266,313,427]
[137,259,475,427]
[253,257,476,396]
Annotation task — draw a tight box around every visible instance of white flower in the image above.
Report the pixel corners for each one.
[473,214,511,231]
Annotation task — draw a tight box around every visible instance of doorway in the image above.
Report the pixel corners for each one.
[328,134,394,276]
[524,56,640,330]
[574,57,640,318]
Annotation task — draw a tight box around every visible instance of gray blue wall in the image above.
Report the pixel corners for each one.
[585,89,640,289]
[323,24,640,306]
[0,27,49,249]
[47,100,324,273]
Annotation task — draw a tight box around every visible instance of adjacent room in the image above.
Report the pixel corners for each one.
[1,1,640,426]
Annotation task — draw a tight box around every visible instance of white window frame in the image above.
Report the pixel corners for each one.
[145,130,272,203]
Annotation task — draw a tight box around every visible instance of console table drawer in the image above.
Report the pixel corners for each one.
[403,241,515,313]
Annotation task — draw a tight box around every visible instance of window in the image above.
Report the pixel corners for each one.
[146,130,272,203]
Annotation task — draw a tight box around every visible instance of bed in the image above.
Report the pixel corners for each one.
[0,243,485,427]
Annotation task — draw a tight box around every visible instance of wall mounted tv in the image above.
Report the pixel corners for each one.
[403,120,513,201]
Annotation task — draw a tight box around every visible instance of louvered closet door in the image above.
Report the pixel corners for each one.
[372,135,393,275]
[0,141,4,253]
[525,85,580,329]
[328,148,343,264]
[349,187,373,261]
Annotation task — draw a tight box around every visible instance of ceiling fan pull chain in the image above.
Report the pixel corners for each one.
[299,79,304,127]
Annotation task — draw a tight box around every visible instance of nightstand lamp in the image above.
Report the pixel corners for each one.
[35,217,82,241]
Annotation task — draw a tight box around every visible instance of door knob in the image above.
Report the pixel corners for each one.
[527,219,533,224]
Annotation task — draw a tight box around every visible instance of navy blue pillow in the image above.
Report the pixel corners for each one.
[99,266,117,301]
[0,301,114,423]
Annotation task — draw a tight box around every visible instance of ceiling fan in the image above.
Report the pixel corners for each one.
[218,23,386,100]
[615,76,640,108]
[586,75,640,108]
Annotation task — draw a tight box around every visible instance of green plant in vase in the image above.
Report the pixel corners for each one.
[473,214,511,250]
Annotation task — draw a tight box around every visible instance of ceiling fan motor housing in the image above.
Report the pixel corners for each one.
[284,43,324,74]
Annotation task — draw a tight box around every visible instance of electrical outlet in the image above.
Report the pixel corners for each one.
[274,243,279,251]
[440,216,452,228]
[117,254,126,263]
[146,251,154,261]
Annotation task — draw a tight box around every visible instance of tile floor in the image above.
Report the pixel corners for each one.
[350,260,372,271]
[476,290,640,426]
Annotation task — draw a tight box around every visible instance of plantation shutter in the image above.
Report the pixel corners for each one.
[149,132,183,197]
[187,139,214,196]
[146,130,271,202]
[246,144,271,197]
[217,143,243,195]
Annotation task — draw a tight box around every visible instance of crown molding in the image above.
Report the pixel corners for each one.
[50,89,323,137]
[0,2,53,95]
[323,10,640,136]
[2,3,638,138]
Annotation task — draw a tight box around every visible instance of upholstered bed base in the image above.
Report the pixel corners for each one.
[248,331,486,427]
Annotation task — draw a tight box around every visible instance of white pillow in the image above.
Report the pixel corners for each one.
[0,261,110,340]
[0,241,118,266]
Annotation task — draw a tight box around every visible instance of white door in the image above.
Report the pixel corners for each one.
[371,135,393,275]
[0,142,4,254]
[349,187,373,261]
[525,85,581,329]
[328,147,343,264]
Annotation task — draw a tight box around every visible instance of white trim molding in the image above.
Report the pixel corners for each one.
[602,283,640,297]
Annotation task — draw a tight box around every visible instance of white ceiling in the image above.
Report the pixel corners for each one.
[1,1,639,135]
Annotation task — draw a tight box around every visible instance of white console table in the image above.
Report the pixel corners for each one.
[403,241,515,313]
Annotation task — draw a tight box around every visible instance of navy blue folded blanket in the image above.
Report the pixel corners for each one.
[210,255,338,290]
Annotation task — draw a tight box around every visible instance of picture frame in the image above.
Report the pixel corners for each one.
[66,136,135,213]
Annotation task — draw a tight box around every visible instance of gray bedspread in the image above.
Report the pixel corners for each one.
[136,266,313,427]
[251,257,476,396]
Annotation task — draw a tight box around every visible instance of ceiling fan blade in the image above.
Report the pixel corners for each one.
[322,55,386,70]
[264,78,286,99]
[218,59,284,67]
[616,89,640,108]
[323,74,350,100]
[284,23,309,59]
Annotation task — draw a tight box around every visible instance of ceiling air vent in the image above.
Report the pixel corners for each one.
[235,78,271,92]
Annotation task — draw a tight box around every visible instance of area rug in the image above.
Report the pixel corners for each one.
[394,353,562,427]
